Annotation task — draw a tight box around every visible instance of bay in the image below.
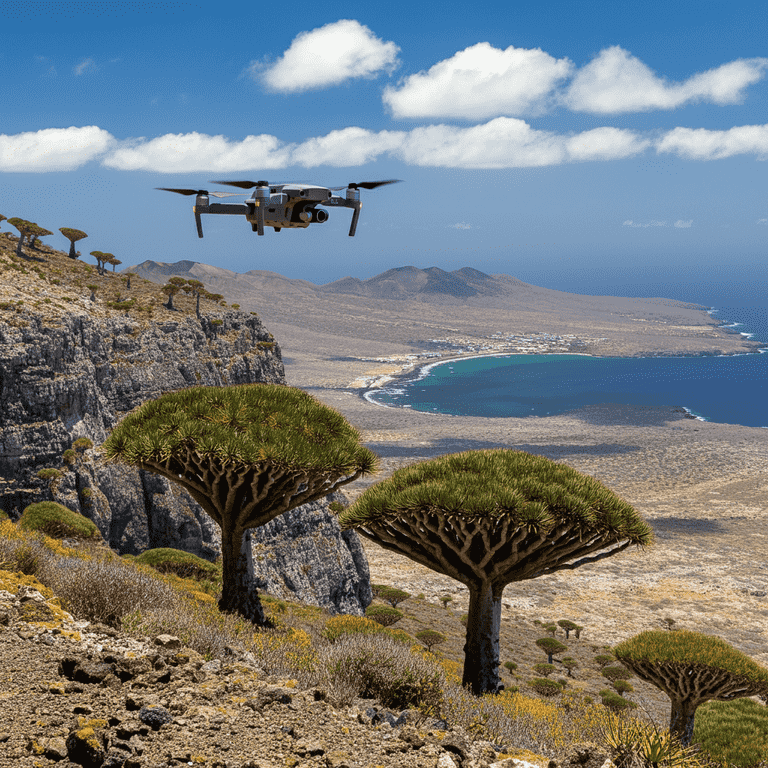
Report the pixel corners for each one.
[366,307,768,428]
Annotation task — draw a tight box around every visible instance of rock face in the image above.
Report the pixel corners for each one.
[0,307,372,614]
[251,495,373,616]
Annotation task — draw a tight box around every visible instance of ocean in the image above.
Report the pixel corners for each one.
[364,275,768,428]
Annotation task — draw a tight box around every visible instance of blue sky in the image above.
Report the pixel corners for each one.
[1,0,767,292]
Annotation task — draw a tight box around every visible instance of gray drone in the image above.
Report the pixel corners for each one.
[157,179,401,237]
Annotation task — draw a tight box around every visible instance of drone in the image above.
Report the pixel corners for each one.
[157,179,401,237]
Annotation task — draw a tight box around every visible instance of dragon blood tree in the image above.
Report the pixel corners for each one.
[59,228,88,259]
[338,449,652,695]
[614,630,768,746]
[104,384,378,624]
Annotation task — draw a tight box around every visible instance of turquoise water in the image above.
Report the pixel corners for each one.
[365,309,768,427]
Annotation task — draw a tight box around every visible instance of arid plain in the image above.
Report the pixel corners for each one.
[135,261,768,669]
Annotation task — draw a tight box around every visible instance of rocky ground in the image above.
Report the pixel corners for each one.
[0,576,618,768]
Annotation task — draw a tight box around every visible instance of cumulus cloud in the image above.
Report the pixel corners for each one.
[565,46,768,113]
[383,42,572,120]
[291,127,405,167]
[656,124,768,160]
[0,126,114,172]
[674,219,693,228]
[104,132,293,172]
[565,127,651,161]
[450,222,471,230]
[74,57,97,76]
[257,19,399,93]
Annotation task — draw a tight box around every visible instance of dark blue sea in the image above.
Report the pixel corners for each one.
[365,271,768,428]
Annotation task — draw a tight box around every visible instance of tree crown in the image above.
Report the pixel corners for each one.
[59,227,87,242]
[614,630,768,684]
[103,383,378,476]
[339,449,651,545]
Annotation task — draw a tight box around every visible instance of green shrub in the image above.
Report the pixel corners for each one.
[599,689,636,711]
[601,665,633,682]
[36,468,63,481]
[62,449,77,466]
[72,437,93,452]
[611,679,633,695]
[365,604,404,627]
[503,661,518,673]
[133,548,221,583]
[19,502,100,541]
[528,678,563,697]
[374,585,410,608]
[533,663,556,677]
[594,654,615,668]
[694,698,768,767]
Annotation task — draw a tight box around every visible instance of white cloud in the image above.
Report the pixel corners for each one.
[758,218,768,225]
[104,132,293,172]
[291,127,405,167]
[656,124,768,160]
[674,219,693,228]
[383,42,572,120]
[74,57,97,76]
[565,46,768,113]
[450,222,471,230]
[623,220,667,228]
[565,127,651,161]
[0,126,114,172]
[257,19,399,93]
[397,118,565,168]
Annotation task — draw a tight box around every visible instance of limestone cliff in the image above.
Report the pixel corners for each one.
[0,241,371,615]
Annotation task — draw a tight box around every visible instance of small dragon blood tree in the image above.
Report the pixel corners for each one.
[338,449,652,695]
[59,228,88,259]
[614,630,768,746]
[104,383,378,624]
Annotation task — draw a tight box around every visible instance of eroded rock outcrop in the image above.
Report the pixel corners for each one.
[0,306,372,615]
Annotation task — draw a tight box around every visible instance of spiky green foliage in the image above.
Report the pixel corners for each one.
[560,657,578,677]
[594,653,615,668]
[533,663,556,677]
[599,689,636,711]
[19,502,100,541]
[694,698,768,767]
[614,630,768,746]
[365,604,404,627]
[104,384,377,622]
[375,585,411,608]
[536,637,567,664]
[339,449,649,697]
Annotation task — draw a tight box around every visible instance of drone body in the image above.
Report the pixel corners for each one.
[157,179,400,238]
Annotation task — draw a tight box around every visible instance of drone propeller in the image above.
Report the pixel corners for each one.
[156,187,243,198]
[210,180,277,190]
[330,179,402,191]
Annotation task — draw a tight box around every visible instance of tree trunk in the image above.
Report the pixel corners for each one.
[68,241,77,259]
[195,292,200,318]
[462,580,502,695]
[218,526,266,625]
[669,697,698,746]
[15,234,24,256]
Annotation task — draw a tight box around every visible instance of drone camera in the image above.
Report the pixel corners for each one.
[313,208,329,223]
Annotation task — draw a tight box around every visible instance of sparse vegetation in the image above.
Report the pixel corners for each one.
[339,449,652,696]
[365,604,404,626]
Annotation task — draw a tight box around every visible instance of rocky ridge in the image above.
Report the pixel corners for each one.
[0,239,371,616]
